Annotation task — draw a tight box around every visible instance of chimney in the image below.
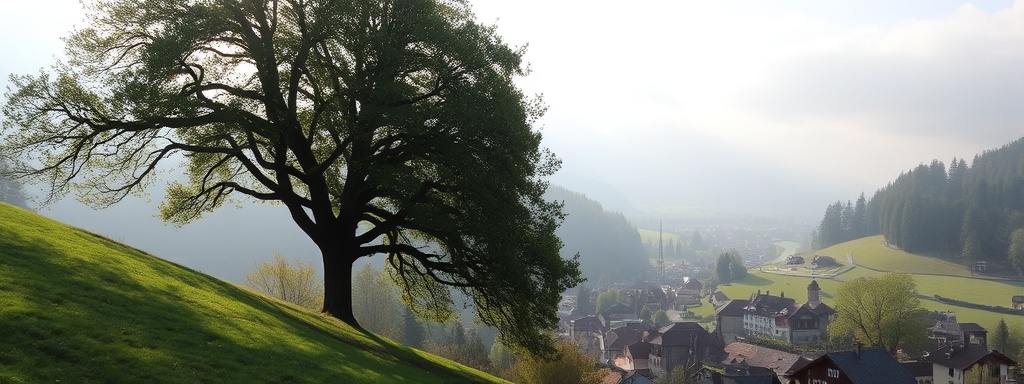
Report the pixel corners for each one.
[781,291,785,298]
[854,341,862,357]
[766,290,770,296]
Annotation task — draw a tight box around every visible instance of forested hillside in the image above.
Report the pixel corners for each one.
[814,137,1024,273]
[547,186,649,283]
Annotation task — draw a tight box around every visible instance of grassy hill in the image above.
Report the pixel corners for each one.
[0,203,504,383]
[714,236,1024,333]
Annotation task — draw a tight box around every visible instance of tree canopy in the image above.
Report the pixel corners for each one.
[1,0,581,355]
[827,272,929,354]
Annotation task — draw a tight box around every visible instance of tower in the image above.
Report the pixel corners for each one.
[657,221,665,282]
[807,279,821,309]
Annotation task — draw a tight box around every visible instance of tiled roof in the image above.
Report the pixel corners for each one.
[624,341,651,359]
[789,347,916,384]
[899,361,932,377]
[650,322,718,347]
[925,343,1017,370]
[723,342,809,378]
[744,294,796,317]
[605,327,641,350]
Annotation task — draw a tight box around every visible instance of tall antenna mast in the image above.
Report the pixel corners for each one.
[657,221,665,282]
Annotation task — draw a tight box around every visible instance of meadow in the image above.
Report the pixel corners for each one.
[0,203,504,383]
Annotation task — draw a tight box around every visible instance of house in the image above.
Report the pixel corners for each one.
[786,255,805,265]
[619,370,655,384]
[648,322,722,377]
[716,299,750,343]
[924,343,1017,384]
[1012,296,1024,310]
[623,341,652,377]
[899,361,933,384]
[960,323,988,348]
[602,327,642,364]
[695,362,782,384]
[810,255,839,268]
[723,342,810,380]
[710,290,730,308]
[572,315,604,339]
[741,280,834,344]
[786,344,916,384]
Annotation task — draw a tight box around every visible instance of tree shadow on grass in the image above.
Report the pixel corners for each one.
[736,274,773,287]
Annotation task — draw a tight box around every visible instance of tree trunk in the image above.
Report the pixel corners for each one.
[322,249,358,327]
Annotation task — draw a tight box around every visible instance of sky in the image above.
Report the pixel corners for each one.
[2,0,1023,281]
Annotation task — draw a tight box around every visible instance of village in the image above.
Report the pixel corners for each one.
[559,272,1021,384]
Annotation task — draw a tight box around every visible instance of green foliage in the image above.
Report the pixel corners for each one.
[716,250,745,284]
[819,139,1024,268]
[640,305,654,323]
[489,339,517,375]
[2,0,583,355]
[828,273,929,354]
[546,186,649,282]
[0,203,503,383]
[575,284,596,316]
[0,159,28,208]
[1008,228,1024,274]
[245,252,322,310]
[654,310,671,327]
[596,289,621,314]
[653,364,698,384]
[504,338,607,384]
[993,319,1011,353]
[716,253,732,284]
[354,264,403,341]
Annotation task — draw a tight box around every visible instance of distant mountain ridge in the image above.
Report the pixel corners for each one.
[547,185,650,283]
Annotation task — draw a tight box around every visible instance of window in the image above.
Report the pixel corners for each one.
[949,368,954,376]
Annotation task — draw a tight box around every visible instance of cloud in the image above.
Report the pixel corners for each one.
[743,3,1024,146]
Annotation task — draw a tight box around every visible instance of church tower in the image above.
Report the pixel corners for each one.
[807,279,821,309]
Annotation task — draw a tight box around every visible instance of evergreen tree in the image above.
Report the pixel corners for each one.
[1008,229,1024,275]
[715,252,733,284]
[993,319,1011,353]
[575,284,596,316]
[400,306,425,348]
[728,251,748,280]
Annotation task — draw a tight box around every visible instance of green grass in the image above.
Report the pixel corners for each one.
[813,235,973,277]
[716,236,1024,337]
[0,203,504,383]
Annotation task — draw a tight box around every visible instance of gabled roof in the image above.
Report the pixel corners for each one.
[788,302,835,318]
[572,315,602,328]
[723,342,809,378]
[900,361,933,377]
[959,323,986,333]
[712,290,729,302]
[650,322,718,347]
[925,343,1017,370]
[744,294,796,317]
[789,347,915,384]
[1012,295,1024,303]
[605,327,641,350]
[624,341,651,360]
[603,303,636,316]
[716,299,750,317]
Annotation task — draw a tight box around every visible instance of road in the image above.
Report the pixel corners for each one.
[771,240,802,264]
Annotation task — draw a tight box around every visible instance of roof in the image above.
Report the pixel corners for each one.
[789,347,916,384]
[788,302,835,319]
[713,290,729,302]
[605,327,641,350]
[717,299,750,317]
[650,322,718,347]
[900,361,933,377]
[743,293,796,318]
[959,323,986,333]
[604,303,636,316]
[1013,295,1024,303]
[619,371,654,384]
[925,343,1017,370]
[723,342,809,378]
[573,316,602,328]
[624,341,651,360]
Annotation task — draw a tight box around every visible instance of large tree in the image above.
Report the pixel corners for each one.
[828,272,929,354]
[1,0,582,354]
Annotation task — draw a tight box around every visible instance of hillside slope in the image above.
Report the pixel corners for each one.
[0,203,503,383]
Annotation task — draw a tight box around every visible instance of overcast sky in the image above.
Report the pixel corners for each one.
[2,0,1023,281]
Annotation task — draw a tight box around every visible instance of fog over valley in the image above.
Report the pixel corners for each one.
[4,0,1024,284]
